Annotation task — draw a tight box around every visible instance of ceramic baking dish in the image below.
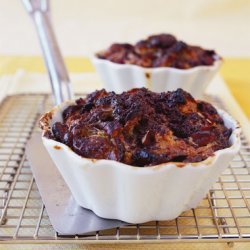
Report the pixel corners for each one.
[92,56,222,98]
[40,102,240,224]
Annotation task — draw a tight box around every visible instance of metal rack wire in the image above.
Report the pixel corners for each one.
[0,94,250,244]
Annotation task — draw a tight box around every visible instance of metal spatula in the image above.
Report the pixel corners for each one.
[22,0,128,234]
[26,133,126,235]
[22,0,73,104]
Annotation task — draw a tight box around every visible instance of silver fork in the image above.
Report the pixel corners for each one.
[22,0,74,105]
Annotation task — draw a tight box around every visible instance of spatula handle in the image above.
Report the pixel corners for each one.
[22,0,74,105]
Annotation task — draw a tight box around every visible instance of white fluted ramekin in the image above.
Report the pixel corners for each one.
[40,102,240,224]
[92,57,222,98]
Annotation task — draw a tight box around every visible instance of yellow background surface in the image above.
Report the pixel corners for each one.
[0,56,249,119]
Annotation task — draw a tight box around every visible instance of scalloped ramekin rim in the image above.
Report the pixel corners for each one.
[92,55,223,74]
[40,100,241,172]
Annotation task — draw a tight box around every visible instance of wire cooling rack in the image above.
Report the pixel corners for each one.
[0,94,250,244]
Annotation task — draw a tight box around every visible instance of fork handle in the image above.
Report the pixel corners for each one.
[32,10,74,104]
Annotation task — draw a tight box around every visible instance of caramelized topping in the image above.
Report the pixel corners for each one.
[46,88,231,167]
[97,34,219,69]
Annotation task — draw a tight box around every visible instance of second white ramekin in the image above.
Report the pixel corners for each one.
[40,101,240,224]
[92,57,222,98]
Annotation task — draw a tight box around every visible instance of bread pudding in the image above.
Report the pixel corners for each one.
[40,88,239,223]
[97,34,219,69]
[44,88,231,167]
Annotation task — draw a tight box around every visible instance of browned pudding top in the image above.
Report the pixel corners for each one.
[97,33,219,69]
[47,88,231,167]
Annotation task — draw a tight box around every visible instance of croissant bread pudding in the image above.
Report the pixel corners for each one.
[40,88,240,223]
[97,33,220,69]
[44,88,231,167]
